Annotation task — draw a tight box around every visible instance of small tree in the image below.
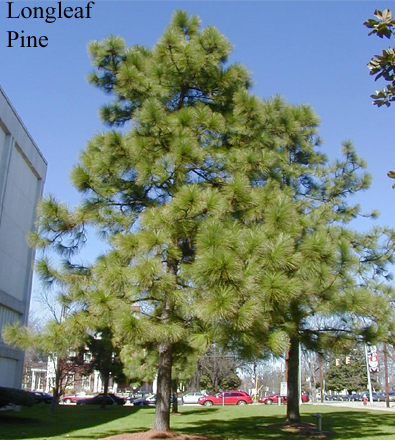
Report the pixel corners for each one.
[87,327,126,409]
[2,258,90,414]
[220,373,242,391]
[2,318,84,414]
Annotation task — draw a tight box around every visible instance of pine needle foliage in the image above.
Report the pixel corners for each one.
[27,10,395,429]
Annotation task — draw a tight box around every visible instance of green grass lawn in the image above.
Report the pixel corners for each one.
[1,403,394,440]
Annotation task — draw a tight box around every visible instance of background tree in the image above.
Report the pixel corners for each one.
[194,347,242,393]
[19,313,48,391]
[3,318,85,414]
[364,10,395,186]
[238,355,284,399]
[219,373,242,391]
[364,9,395,107]
[300,349,320,402]
[87,328,126,409]
[2,258,89,414]
[191,107,395,425]
[324,348,369,394]
[171,341,202,413]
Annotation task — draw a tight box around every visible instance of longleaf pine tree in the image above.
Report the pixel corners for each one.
[190,130,395,421]
[30,11,395,429]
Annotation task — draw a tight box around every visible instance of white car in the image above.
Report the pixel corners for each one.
[182,392,206,404]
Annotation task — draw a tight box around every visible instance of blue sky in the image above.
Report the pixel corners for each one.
[0,1,394,312]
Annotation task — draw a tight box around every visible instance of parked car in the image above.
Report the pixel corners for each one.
[325,393,348,401]
[198,390,252,406]
[29,391,53,404]
[63,394,86,404]
[133,394,182,406]
[258,393,286,405]
[125,392,151,405]
[76,393,125,406]
[182,392,206,404]
[258,392,309,404]
[377,391,395,402]
[144,394,157,406]
[132,393,158,406]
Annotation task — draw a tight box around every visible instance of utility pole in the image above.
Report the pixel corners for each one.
[365,344,373,405]
[384,343,390,408]
[319,353,324,403]
[253,361,258,403]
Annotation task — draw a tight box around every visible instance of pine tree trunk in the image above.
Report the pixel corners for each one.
[101,372,110,410]
[154,341,173,431]
[286,337,301,424]
[48,358,62,415]
[172,381,179,413]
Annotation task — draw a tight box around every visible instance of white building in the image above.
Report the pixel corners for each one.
[0,85,47,388]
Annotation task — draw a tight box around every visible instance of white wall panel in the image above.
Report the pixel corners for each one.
[0,358,18,387]
[0,85,47,389]
[0,146,39,301]
[0,126,6,155]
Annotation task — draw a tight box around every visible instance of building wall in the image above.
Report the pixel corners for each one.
[0,86,47,388]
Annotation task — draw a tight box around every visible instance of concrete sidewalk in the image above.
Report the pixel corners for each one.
[312,400,395,412]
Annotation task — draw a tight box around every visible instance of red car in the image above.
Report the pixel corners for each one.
[258,392,309,404]
[259,393,286,404]
[63,394,85,404]
[198,390,253,406]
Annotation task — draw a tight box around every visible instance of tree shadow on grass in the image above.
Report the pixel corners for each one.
[2,406,395,440]
[74,408,223,440]
[175,407,222,416]
[0,404,142,440]
[0,414,41,424]
[175,410,395,439]
[311,410,395,439]
[0,405,222,440]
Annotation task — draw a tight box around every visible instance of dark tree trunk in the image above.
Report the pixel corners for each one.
[48,358,63,415]
[172,380,179,413]
[101,372,110,410]
[154,341,173,431]
[286,337,301,424]
[189,366,201,392]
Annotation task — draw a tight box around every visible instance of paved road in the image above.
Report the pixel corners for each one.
[182,401,395,412]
